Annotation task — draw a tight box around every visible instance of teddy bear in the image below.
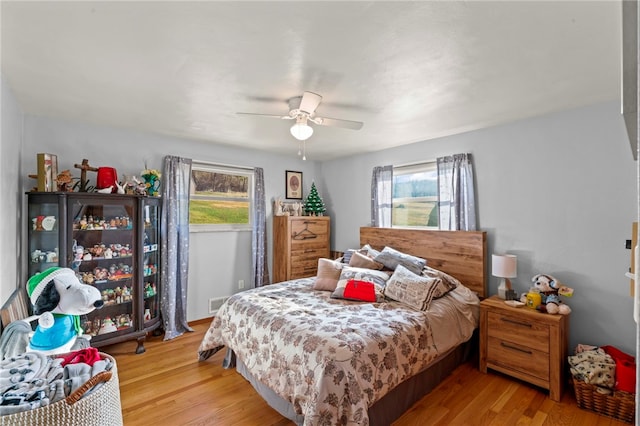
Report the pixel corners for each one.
[521,273,573,315]
[26,267,104,355]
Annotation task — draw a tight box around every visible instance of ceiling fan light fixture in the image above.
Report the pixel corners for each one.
[290,116,313,141]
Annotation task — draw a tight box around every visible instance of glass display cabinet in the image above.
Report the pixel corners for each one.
[26,192,162,354]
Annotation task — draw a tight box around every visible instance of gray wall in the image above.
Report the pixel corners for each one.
[3,70,636,356]
[0,76,24,304]
[322,101,636,354]
[19,114,323,321]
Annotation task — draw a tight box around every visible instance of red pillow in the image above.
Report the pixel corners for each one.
[342,279,377,302]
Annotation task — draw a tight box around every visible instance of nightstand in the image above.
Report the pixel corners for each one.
[479,295,569,402]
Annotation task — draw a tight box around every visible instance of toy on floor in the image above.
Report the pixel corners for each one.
[26,267,104,355]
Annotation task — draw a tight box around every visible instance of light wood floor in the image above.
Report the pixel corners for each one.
[103,320,629,426]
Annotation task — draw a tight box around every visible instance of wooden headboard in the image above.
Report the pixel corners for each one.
[360,227,487,298]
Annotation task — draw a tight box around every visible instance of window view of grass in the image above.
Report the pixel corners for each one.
[392,200,438,227]
[189,169,251,225]
[189,199,249,224]
[392,165,439,228]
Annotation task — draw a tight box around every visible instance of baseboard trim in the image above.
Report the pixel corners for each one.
[189,317,214,326]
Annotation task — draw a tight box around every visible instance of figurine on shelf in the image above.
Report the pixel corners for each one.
[81,272,95,284]
[140,168,162,197]
[98,317,117,335]
[55,170,74,192]
[122,285,131,302]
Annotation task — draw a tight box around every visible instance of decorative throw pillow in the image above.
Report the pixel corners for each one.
[361,244,381,258]
[313,258,343,291]
[421,265,462,292]
[384,265,453,311]
[331,266,390,302]
[348,251,384,270]
[373,246,426,275]
[342,280,377,302]
[341,249,367,264]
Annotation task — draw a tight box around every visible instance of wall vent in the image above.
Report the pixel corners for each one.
[208,297,228,314]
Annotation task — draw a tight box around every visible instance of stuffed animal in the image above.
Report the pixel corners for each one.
[26,267,104,355]
[521,273,573,315]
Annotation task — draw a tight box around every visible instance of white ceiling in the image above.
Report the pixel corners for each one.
[1,1,622,161]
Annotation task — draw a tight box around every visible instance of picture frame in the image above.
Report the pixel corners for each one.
[37,153,58,192]
[285,170,303,199]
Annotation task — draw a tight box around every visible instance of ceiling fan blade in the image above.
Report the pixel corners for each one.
[314,116,363,130]
[299,91,322,114]
[236,112,293,120]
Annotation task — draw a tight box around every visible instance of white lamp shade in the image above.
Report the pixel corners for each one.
[492,254,517,278]
[290,118,313,141]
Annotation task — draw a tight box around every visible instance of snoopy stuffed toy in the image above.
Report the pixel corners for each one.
[26,267,103,355]
[522,273,574,315]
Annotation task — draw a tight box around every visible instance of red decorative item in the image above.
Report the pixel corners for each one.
[96,167,118,192]
[343,279,376,302]
[601,345,636,393]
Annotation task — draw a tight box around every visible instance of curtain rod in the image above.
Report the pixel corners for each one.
[193,159,253,171]
[393,159,436,169]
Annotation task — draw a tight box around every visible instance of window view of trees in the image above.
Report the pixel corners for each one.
[189,167,252,228]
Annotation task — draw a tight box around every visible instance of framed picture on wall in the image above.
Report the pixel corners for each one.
[285,170,303,199]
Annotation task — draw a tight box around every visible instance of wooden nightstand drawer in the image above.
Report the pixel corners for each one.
[487,312,549,353]
[487,336,549,381]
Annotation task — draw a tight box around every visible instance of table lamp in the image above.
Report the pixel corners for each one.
[492,254,517,299]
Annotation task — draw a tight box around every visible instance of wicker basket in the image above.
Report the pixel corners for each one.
[1,352,123,426]
[572,377,636,423]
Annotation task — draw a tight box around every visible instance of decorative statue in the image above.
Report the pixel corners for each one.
[274,198,285,216]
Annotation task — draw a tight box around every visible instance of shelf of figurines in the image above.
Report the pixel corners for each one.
[73,243,133,262]
[79,263,156,285]
[83,314,134,337]
[73,215,133,231]
[97,282,156,308]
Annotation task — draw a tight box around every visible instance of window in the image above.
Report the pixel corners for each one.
[392,162,438,228]
[189,163,253,232]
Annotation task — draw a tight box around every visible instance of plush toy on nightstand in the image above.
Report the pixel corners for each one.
[521,273,574,315]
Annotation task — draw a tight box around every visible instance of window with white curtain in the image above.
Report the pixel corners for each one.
[189,162,254,232]
[392,162,438,228]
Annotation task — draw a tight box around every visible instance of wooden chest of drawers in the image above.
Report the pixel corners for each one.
[273,216,330,283]
[479,295,569,402]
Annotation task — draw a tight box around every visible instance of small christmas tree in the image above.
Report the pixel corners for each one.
[304,182,326,216]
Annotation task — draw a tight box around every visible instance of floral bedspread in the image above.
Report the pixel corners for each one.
[198,278,477,426]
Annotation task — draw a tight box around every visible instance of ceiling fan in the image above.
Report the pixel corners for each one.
[237,91,364,158]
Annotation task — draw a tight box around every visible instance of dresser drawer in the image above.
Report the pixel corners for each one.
[291,264,319,279]
[290,219,329,240]
[291,239,329,251]
[487,336,549,381]
[487,311,549,353]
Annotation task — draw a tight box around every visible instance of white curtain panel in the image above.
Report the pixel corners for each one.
[437,153,477,231]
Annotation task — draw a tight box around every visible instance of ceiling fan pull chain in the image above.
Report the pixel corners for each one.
[302,141,306,161]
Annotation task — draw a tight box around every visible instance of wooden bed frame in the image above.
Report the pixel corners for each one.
[360,227,487,298]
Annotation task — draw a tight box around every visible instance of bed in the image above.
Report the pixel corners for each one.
[198,227,487,425]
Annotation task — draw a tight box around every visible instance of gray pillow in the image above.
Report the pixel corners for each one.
[341,249,366,264]
[374,246,426,275]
